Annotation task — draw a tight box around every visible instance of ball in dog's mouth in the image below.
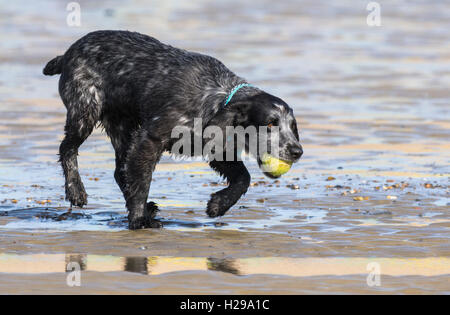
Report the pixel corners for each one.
[260,153,292,178]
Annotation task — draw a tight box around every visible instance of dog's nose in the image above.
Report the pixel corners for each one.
[288,144,303,160]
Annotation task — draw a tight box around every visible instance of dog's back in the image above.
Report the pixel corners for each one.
[44,31,235,116]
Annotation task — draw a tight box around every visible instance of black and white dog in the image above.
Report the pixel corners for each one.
[44,30,303,229]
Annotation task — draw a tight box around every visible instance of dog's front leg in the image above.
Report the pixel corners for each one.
[207,160,251,217]
[124,130,163,229]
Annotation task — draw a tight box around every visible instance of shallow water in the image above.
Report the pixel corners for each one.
[0,0,449,294]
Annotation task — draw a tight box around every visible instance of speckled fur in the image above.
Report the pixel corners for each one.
[44,30,302,230]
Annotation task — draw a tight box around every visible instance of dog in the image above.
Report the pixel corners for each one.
[43,30,303,229]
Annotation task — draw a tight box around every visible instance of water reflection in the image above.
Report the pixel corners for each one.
[124,257,149,275]
[206,258,240,275]
[65,254,87,271]
[2,253,449,277]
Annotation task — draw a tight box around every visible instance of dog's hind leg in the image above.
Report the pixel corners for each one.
[59,110,97,208]
[206,160,251,218]
[124,129,163,229]
[59,73,103,208]
[106,122,134,199]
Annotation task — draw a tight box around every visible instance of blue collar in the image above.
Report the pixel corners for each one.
[223,83,253,107]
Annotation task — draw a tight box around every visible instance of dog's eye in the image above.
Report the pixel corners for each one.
[267,119,278,129]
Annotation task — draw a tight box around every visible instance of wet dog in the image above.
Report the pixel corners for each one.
[44,30,303,229]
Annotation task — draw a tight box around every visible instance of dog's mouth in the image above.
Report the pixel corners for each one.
[257,154,294,179]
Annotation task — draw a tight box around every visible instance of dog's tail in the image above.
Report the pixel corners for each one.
[43,55,63,76]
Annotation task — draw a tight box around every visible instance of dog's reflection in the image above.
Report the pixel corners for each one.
[65,254,87,271]
[124,257,149,274]
[206,257,240,275]
[64,254,241,276]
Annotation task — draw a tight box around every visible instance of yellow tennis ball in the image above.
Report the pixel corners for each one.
[261,154,292,177]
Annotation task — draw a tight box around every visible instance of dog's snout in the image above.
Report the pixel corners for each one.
[288,144,303,160]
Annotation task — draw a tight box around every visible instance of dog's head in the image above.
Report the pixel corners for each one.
[229,92,303,178]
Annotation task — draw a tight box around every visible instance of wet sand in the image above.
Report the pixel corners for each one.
[0,1,449,294]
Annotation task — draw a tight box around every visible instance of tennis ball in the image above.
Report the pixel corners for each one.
[261,153,292,177]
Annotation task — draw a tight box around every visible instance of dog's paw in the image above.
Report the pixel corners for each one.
[206,193,229,218]
[146,201,159,219]
[65,178,87,208]
[128,216,163,230]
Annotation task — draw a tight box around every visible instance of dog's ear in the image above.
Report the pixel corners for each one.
[207,100,253,128]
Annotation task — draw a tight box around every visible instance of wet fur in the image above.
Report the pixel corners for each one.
[44,30,302,229]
